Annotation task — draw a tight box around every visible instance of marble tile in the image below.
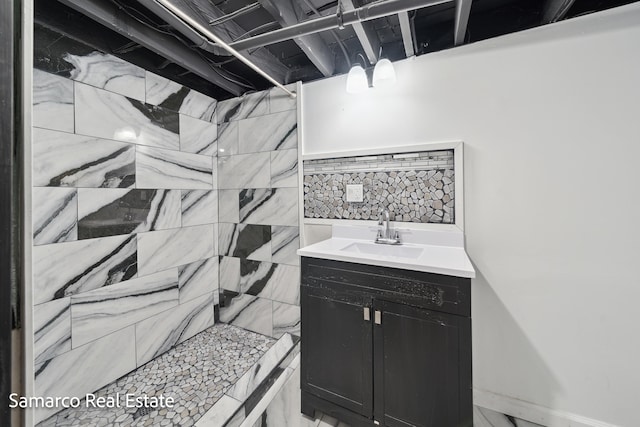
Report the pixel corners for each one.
[271,226,300,266]
[77,189,181,239]
[180,114,218,155]
[145,71,186,109]
[237,365,294,427]
[179,257,219,303]
[181,189,218,227]
[239,261,299,305]
[269,84,297,114]
[33,298,71,365]
[32,187,77,246]
[223,401,247,427]
[196,395,243,427]
[217,121,239,156]
[271,149,298,188]
[219,294,272,337]
[180,90,218,122]
[217,91,269,123]
[239,188,298,226]
[220,256,241,292]
[227,333,296,401]
[75,83,179,150]
[33,234,137,305]
[146,72,216,119]
[33,23,94,76]
[33,69,74,133]
[238,111,297,154]
[272,302,301,339]
[219,223,271,261]
[135,292,215,366]
[473,406,545,427]
[136,146,214,190]
[34,327,136,424]
[65,51,145,101]
[269,264,300,305]
[219,189,240,223]
[137,224,214,276]
[70,269,179,348]
[32,127,135,188]
[218,152,270,189]
[255,357,301,426]
[240,260,276,298]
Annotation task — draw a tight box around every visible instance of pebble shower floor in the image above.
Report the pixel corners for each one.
[38,324,275,426]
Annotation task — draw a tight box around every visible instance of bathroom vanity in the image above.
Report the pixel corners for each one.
[297,225,475,427]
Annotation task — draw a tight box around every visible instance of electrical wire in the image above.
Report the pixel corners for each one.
[109,0,257,90]
[208,2,262,26]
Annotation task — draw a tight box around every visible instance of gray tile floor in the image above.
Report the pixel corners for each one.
[38,324,275,427]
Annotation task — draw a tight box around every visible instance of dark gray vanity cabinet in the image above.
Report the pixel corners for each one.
[300,257,472,427]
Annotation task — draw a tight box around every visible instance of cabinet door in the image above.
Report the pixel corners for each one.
[301,285,374,418]
[373,300,472,427]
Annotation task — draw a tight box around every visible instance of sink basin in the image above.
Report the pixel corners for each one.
[340,242,424,260]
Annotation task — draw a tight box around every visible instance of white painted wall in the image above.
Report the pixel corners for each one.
[301,4,640,427]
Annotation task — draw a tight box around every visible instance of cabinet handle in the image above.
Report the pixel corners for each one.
[374,310,382,325]
[363,307,370,321]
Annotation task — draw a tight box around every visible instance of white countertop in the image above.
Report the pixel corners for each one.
[297,225,476,278]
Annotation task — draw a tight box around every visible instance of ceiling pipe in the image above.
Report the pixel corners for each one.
[229,0,453,51]
[136,0,230,56]
[57,0,243,95]
[154,0,296,98]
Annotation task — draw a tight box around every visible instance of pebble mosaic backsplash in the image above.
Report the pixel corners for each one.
[303,150,455,223]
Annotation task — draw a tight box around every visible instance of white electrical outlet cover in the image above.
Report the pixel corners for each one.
[346,184,364,202]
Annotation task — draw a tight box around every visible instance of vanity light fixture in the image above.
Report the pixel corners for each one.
[372,58,396,88]
[346,64,368,94]
[346,50,396,93]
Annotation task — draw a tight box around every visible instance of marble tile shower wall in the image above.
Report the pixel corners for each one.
[215,87,301,340]
[303,150,455,223]
[32,35,219,423]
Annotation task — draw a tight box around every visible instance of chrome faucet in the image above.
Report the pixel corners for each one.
[375,208,401,245]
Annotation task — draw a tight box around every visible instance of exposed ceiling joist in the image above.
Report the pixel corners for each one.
[542,0,577,23]
[138,0,290,84]
[58,0,244,95]
[258,0,335,77]
[398,11,415,57]
[341,0,380,65]
[454,0,472,45]
[229,0,452,52]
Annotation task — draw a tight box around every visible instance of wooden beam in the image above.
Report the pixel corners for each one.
[398,11,415,57]
[170,0,291,84]
[342,0,380,64]
[259,0,335,77]
[454,0,472,46]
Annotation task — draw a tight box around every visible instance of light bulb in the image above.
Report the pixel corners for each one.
[372,58,396,88]
[346,65,368,94]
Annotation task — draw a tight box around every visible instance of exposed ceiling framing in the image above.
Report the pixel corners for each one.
[454,0,473,45]
[342,0,380,65]
[398,11,415,57]
[36,0,640,100]
[259,0,335,76]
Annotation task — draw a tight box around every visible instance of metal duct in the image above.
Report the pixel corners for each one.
[136,0,230,56]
